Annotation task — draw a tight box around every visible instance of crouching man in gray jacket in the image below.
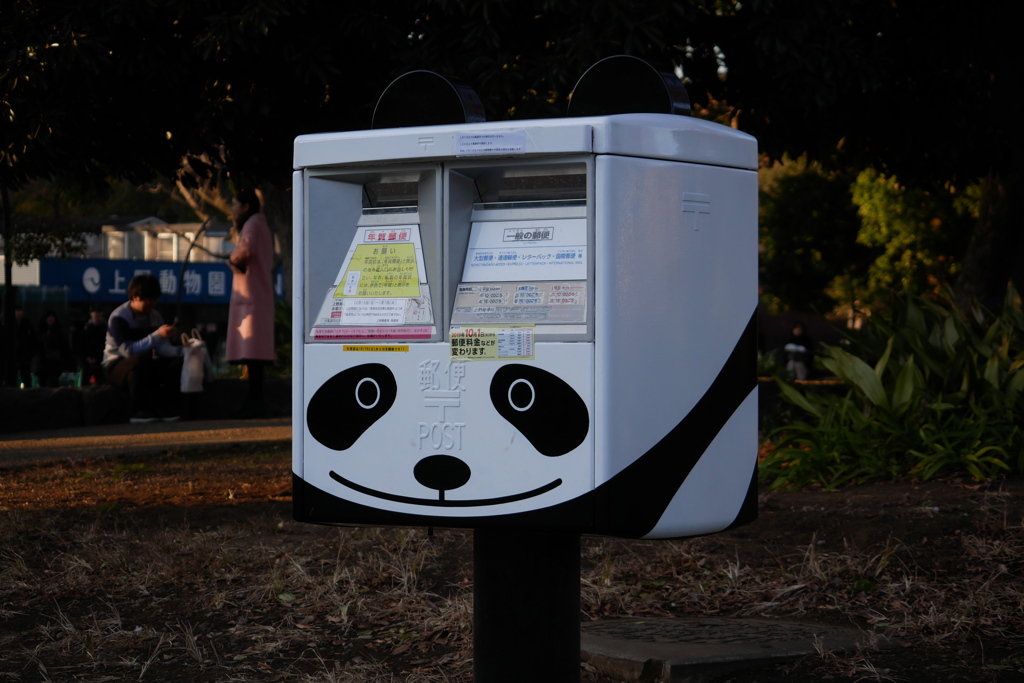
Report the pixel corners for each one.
[103,274,183,423]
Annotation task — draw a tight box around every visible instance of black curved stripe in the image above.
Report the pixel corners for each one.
[329,470,562,507]
[592,312,758,537]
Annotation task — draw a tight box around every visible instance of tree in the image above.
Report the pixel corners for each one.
[760,158,979,320]
[3,0,1021,382]
[710,0,1023,312]
[1,0,406,382]
[1,0,119,383]
[758,156,866,316]
[375,0,1024,313]
[850,169,974,306]
[1,1,717,331]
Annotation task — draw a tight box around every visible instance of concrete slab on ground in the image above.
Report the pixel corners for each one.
[0,418,292,468]
[581,617,887,682]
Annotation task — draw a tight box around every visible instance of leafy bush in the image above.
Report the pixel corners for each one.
[757,349,786,378]
[761,288,1024,489]
[272,298,292,376]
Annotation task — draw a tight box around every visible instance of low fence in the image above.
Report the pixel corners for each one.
[0,379,291,435]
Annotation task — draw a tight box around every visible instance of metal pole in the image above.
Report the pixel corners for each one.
[473,529,580,682]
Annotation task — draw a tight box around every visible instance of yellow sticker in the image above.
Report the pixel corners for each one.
[343,345,410,352]
[449,324,534,361]
[336,243,420,298]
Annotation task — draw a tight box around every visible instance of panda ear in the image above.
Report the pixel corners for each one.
[489,365,589,456]
[307,364,397,450]
[567,55,690,118]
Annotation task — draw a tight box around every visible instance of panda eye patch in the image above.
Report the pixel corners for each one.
[308,364,397,451]
[490,365,589,457]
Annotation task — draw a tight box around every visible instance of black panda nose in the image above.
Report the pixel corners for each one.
[414,455,471,499]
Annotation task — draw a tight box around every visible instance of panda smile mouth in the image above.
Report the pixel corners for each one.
[328,471,562,507]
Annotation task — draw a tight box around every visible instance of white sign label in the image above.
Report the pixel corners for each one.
[463,218,587,282]
[451,282,587,324]
[341,298,406,325]
[312,223,434,331]
[335,224,427,284]
[449,325,535,361]
[456,130,527,156]
[314,285,433,327]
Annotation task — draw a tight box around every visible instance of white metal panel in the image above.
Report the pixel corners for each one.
[593,155,757,487]
[292,170,305,479]
[294,115,756,171]
[592,113,757,170]
[294,121,594,170]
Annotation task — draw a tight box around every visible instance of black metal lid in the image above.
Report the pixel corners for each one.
[567,55,690,118]
[372,71,486,129]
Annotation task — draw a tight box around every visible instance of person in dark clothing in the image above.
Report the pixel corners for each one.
[32,309,69,387]
[784,321,815,381]
[79,305,107,385]
[11,305,36,388]
[102,274,183,423]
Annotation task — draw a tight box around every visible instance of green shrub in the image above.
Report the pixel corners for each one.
[272,298,292,376]
[762,288,1024,489]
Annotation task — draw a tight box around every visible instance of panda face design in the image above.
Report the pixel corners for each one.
[296,315,759,537]
[304,357,592,512]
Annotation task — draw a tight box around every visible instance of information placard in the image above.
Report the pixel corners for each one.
[337,243,420,298]
[451,281,586,324]
[314,286,433,327]
[313,327,433,340]
[462,218,587,282]
[337,225,427,280]
[456,130,527,156]
[449,324,535,361]
[312,223,434,333]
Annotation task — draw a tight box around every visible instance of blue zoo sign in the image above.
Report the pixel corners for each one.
[40,259,238,304]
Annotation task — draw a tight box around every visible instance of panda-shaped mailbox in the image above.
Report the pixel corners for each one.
[293,61,759,540]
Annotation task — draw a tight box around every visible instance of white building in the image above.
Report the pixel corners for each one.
[3,217,233,287]
[90,216,233,264]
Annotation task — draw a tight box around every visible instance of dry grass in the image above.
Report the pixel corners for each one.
[2,447,1023,681]
[577,485,1024,681]
[1,515,475,681]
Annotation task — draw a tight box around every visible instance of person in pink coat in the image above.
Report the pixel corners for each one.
[227,188,276,417]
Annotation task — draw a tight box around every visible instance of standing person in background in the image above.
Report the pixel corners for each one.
[784,321,815,381]
[79,305,107,385]
[226,187,276,418]
[11,305,36,388]
[33,309,68,387]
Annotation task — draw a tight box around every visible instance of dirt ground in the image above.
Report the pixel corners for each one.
[1,445,1022,682]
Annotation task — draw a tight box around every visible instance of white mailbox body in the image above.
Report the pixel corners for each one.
[292,113,758,539]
